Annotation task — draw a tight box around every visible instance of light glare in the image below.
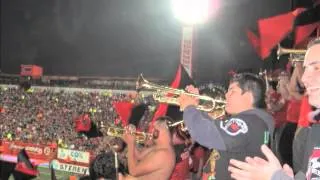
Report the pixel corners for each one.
[171,0,210,25]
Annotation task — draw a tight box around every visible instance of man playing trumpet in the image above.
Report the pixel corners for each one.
[121,116,176,180]
[178,73,274,179]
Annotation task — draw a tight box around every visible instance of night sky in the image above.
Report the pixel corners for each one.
[1,0,296,84]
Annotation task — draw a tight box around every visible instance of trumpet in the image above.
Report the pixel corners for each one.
[277,44,307,60]
[136,74,226,113]
[107,127,153,143]
[288,54,304,63]
[168,120,188,132]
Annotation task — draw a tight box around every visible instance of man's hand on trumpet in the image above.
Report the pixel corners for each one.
[177,85,200,111]
[122,124,136,145]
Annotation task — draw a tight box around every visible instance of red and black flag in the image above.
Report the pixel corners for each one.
[112,101,134,126]
[113,101,148,130]
[74,113,103,138]
[14,149,38,180]
[293,3,320,46]
[75,114,92,132]
[247,8,306,59]
[246,29,270,59]
[127,104,148,128]
[246,5,319,59]
[257,10,299,52]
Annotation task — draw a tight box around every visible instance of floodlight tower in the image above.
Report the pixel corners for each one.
[171,0,216,78]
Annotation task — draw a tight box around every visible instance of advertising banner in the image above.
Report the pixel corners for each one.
[1,141,56,160]
[57,148,90,164]
[20,65,43,78]
[51,159,89,175]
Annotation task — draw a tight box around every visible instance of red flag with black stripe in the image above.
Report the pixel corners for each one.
[294,23,319,45]
[112,101,134,126]
[74,113,103,138]
[246,30,271,59]
[293,3,320,46]
[75,114,92,132]
[258,11,297,51]
[14,149,38,179]
[247,8,307,59]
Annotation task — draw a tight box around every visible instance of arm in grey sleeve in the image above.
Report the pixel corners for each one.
[293,171,306,180]
[271,170,295,180]
[183,105,227,150]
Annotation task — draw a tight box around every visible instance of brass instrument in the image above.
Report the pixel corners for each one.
[136,74,226,113]
[288,54,304,63]
[259,69,270,90]
[107,127,153,143]
[168,120,188,131]
[277,44,307,60]
[259,70,289,83]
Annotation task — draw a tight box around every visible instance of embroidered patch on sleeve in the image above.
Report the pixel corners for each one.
[220,118,248,136]
[306,147,320,179]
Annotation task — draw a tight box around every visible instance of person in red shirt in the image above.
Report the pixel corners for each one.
[266,87,287,128]
[170,125,192,180]
[297,95,312,128]
[189,142,208,180]
[279,63,304,167]
[266,71,290,162]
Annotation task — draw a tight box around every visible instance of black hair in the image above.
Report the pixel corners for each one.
[230,73,266,108]
[89,152,125,180]
[307,37,320,48]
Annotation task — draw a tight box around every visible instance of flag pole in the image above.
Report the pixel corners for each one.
[114,151,119,180]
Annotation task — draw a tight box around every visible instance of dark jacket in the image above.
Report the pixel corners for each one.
[183,106,274,180]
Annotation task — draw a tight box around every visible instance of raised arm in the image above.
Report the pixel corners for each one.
[184,106,266,152]
[288,63,304,100]
[183,105,226,150]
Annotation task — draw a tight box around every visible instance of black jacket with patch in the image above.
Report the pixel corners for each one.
[183,106,274,180]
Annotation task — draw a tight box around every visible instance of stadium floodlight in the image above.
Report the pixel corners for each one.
[171,0,210,25]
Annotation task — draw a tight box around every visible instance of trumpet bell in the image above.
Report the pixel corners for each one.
[277,44,307,59]
[289,54,305,63]
[136,74,149,91]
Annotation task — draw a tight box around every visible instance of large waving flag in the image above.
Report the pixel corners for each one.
[294,4,320,46]
[258,11,297,52]
[246,30,271,59]
[246,7,319,59]
[112,101,133,126]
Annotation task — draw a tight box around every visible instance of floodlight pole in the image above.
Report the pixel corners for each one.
[180,26,194,78]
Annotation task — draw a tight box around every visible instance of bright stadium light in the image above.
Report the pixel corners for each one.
[171,0,210,25]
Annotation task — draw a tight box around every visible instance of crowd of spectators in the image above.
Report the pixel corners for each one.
[0,85,153,155]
